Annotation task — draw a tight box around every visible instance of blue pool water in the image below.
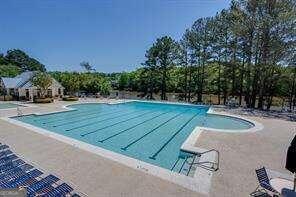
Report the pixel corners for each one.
[14,101,253,174]
[0,103,20,109]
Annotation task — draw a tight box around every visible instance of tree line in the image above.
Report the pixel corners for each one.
[0,50,112,97]
[0,0,295,110]
[49,71,112,96]
[125,0,295,110]
[0,49,46,76]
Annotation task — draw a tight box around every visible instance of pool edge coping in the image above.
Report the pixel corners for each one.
[0,101,35,111]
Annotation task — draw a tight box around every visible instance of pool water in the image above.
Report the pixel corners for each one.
[0,103,20,109]
[14,101,253,174]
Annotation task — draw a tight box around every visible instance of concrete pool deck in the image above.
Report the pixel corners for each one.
[0,99,295,196]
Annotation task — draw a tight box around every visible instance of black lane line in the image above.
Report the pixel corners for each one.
[97,110,172,143]
[63,109,139,131]
[120,110,190,151]
[53,108,130,128]
[40,107,121,124]
[149,112,198,160]
[80,110,154,137]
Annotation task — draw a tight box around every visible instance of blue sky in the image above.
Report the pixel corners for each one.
[0,0,230,73]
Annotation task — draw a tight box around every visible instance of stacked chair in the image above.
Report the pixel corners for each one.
[0,143,81,196]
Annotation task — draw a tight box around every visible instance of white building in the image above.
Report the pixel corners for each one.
[0,71,64,101]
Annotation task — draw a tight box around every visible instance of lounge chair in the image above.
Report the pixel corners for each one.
[0,168,27,183]
[0,143,80,195]
[27,174,60,196]
[251,167,280,196]
[0,164,34,181]
[0,159,25,173]
[0,150,13,159]
[0,145,9,151]
[0,154,18,166]
[35,184,55,195]
[43,183,74,197]
[1,169,43,188]
[18,164,34,172]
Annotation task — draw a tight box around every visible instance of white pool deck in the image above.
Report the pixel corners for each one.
[0,99,295,196]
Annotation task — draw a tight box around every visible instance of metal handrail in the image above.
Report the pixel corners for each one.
[194,161,219,171]
[200,148,219,155]
[17,107,23,117]
[193,149,220,172]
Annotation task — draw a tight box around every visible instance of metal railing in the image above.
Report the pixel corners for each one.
[16,107,23,117]
[192,149,220,172]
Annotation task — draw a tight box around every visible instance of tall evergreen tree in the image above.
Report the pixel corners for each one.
[143,36,178,100]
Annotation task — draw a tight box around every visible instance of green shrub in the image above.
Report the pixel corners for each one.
[0,95,13,101]
[34,98,53,103]
[62,96,78,101]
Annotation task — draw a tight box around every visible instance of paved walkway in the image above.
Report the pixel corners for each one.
[197,116,295,196]
[0,100,295,196]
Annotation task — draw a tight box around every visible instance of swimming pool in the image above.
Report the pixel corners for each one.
[0,103,20,109]
[14,101,253,175]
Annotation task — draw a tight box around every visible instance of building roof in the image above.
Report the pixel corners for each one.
[1,71,36,89]
[21,80,34,89]
[1,77,22,88]
[1,71,63,89]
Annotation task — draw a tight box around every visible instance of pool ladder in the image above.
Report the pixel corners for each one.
[17,107,23,117]
[192,149,220,172]
[171,149,219,176]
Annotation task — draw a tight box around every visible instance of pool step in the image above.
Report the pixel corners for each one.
[171,154,200,176]
[187,155,200,177]
[171,157,185,172]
